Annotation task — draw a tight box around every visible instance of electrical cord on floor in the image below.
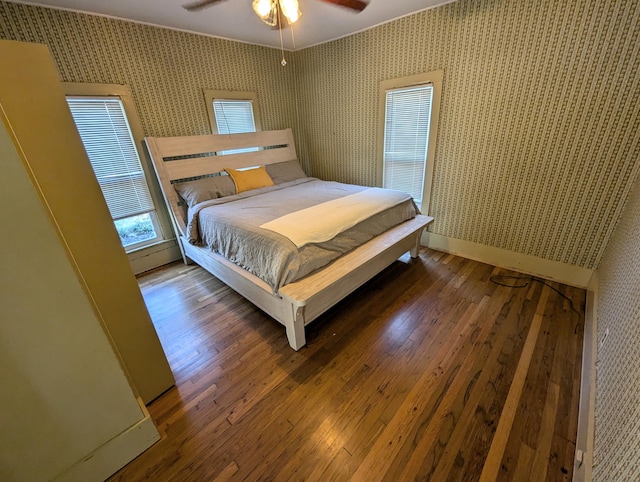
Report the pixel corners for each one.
[489,275,584,333]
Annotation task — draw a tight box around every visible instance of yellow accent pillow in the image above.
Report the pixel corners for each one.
[225,166,274,193]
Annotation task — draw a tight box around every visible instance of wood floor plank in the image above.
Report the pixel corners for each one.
[109,249,584,481]
[479,287,551,482]
[392,296,501,478]
[499,287,555,479]
[513,443,535,481]
[419,287,536,481]
[445,277,545,481]
[212,461,239,481]
[349,299,488,480]
[530,381,561,481]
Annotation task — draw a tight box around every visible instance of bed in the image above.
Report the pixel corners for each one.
[145,129,434,350]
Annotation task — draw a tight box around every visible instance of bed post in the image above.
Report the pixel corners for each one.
[410,229,423,258]
[285,305,306,351]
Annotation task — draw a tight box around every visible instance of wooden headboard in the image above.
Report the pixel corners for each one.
[145,128,297,238]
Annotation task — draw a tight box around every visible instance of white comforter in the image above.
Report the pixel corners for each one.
[259,187,411,248]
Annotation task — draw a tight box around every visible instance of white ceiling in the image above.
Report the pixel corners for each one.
[10,0,457,50]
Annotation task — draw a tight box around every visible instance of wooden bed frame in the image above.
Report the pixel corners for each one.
[145,129,434,350]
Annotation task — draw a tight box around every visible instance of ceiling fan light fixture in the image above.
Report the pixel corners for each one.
[252,0,277,25]
[280,0,301,24]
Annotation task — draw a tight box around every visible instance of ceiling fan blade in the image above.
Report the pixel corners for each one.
[183,0,225,12]
[320,0,368,12]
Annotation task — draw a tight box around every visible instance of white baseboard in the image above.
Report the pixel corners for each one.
[423,232,593,288]
[573,273,598,482]
[54,398,160,482]
[128,239,182,275]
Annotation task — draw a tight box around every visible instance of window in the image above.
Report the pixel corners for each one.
[378,71,443,213]
[383,85,432,204]
[213,99,256,135]
[204,90,261,155]
[65,85,165,251]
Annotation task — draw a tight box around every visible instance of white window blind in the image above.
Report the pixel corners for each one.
[213,99,258,155]
[213,99,256,134]
[383,84,433,205]
[66,97,155,221]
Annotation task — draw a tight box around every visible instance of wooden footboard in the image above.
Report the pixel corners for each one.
[183,214,433,350]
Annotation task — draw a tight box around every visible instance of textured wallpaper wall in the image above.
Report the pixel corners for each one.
[0,1,298,138]
[594,172,640,479]
[295,0,640,269]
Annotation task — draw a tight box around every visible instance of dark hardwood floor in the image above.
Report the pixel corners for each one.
[111,248,584,481]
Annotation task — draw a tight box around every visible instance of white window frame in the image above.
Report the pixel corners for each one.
[204,90,262,155]
[204,89,262,135]
[63,83,171,253]
[378,71,443,215]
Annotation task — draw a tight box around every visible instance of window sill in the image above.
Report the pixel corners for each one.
[125,237,175,255]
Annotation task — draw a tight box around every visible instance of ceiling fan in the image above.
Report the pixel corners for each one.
[183,0,369,29]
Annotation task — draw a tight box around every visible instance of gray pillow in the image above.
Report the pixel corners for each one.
[174,174,236,207]
[265,160,307,185]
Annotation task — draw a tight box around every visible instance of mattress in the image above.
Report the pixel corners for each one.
[186,178,418,292]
